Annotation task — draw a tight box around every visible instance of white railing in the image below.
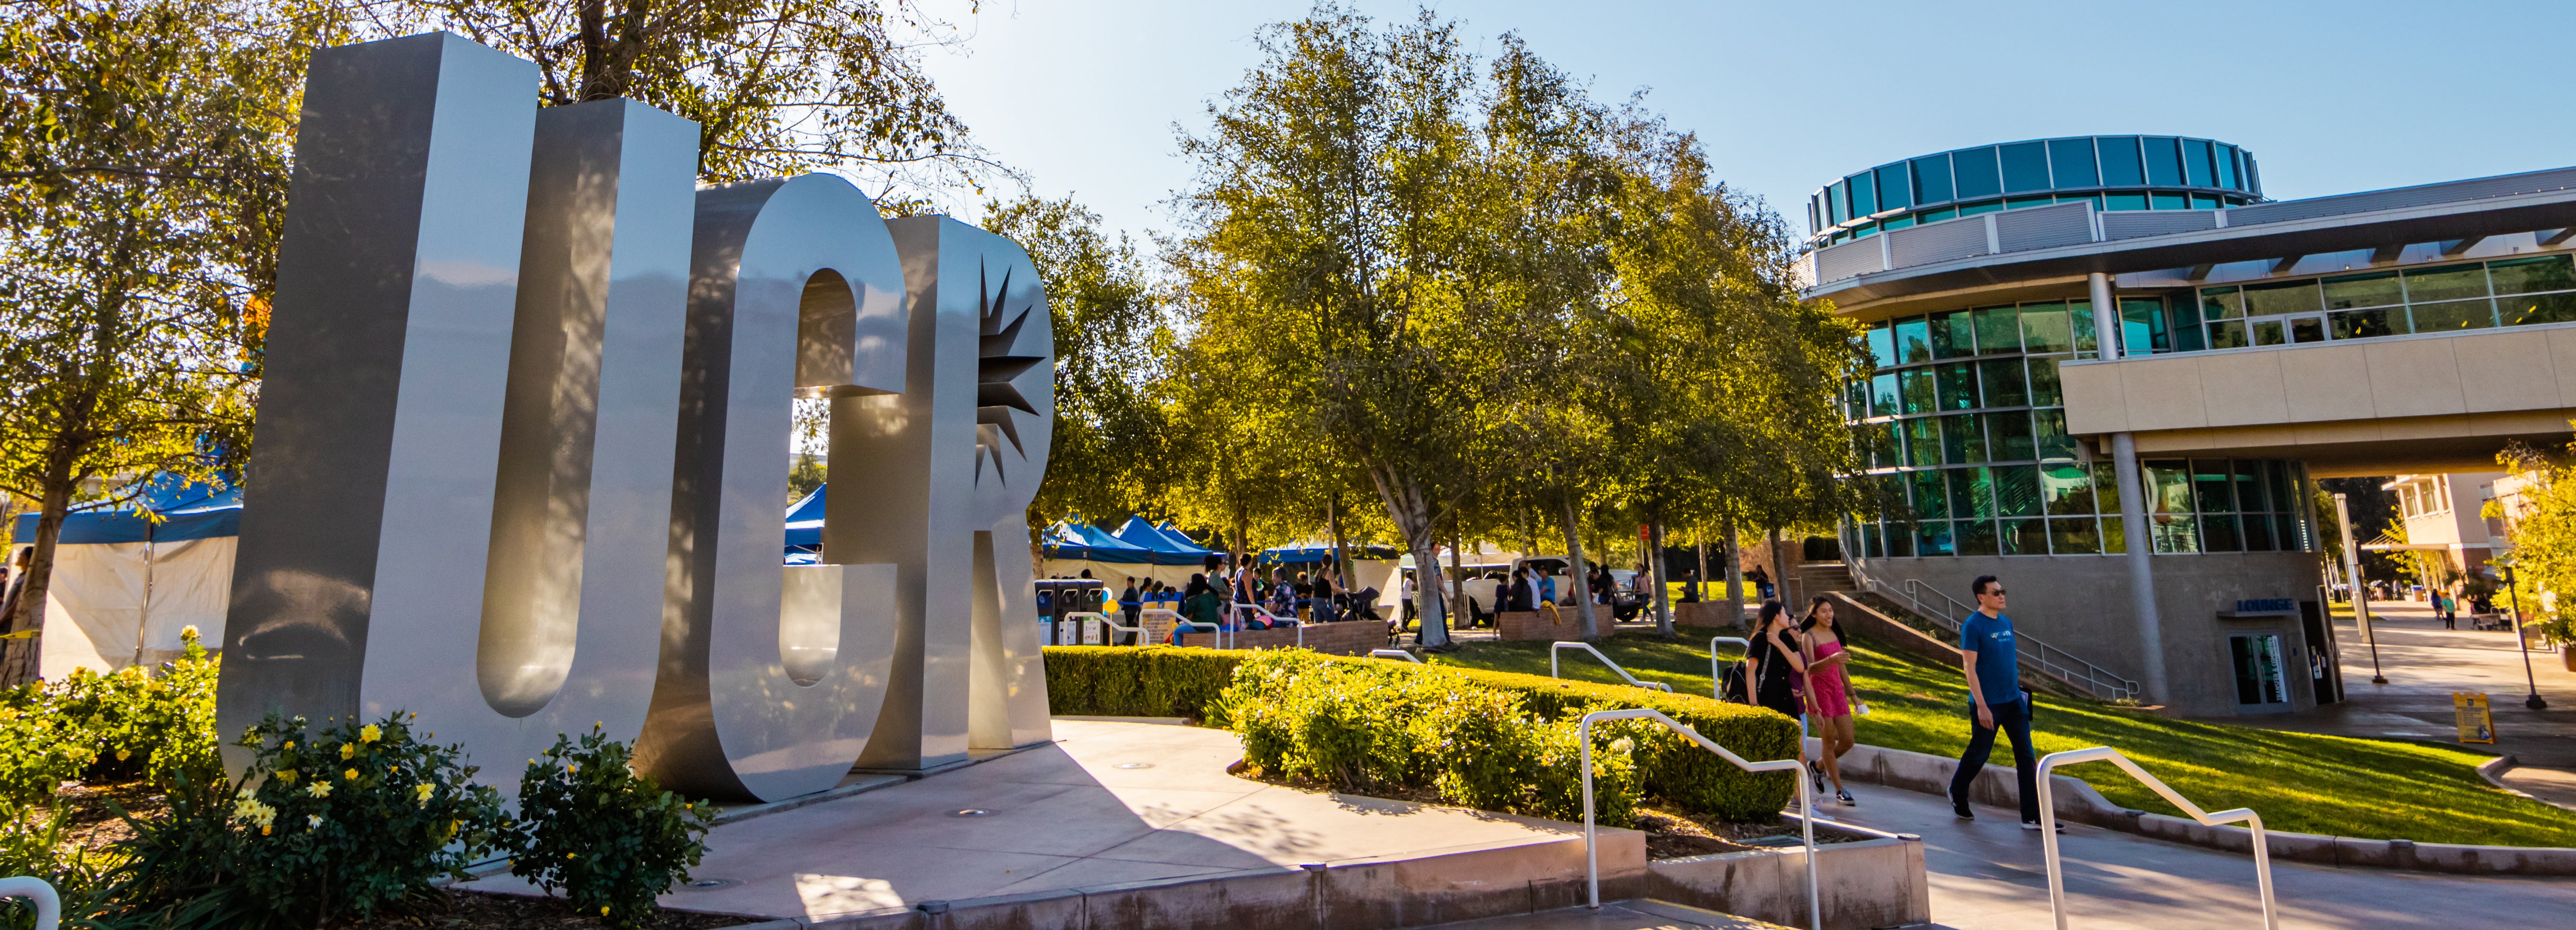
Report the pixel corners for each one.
[1550,642,1671,692]
[0,877,59,930]
[1369,648,1422,663]
[1141,608,1231,650]
[1845,573,2141,702]
[1064,611,1147,647]
[1233,604,1304,648]
[1578,709,1817,930]
[1707,636,1748,701]
[2036,747,2276,930]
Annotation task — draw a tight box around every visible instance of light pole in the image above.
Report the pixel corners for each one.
[2335,492,2387,684]
[2498,564,2546,711]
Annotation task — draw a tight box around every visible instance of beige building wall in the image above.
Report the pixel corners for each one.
[2057,324,2576,476]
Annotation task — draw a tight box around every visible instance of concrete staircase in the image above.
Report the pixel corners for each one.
[1793,561,1855,598]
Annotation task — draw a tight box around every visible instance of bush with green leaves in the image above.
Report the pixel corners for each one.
[53,627,222,786]
[1050,645,1797,821]
[1212,650,1641,825]
[110,712,511,928]
[511,726,716,928]
[0,687,97,805]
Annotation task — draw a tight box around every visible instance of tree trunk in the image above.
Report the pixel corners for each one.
[1695,531,1709,603]
[1723,518,1744,629]
[1557,493,1598,641]
[1649,520,1674,640]
[1449,524,1466,634]
[1328,494,1349,584]
[1,454,78,686]
[1768,526,1787,607]
[1232,501,1249,573]
[1367,466,1448,648]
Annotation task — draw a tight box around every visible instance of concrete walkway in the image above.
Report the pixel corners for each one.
[467,719,1603,922]
[1818,777,2576,928]
[2210,598,2576,809]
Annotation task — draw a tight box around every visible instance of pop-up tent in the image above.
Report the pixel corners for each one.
[9,478,240,677]
[1113,517,1219,565]
[1039,519,1215,587]
[785,485,826,554]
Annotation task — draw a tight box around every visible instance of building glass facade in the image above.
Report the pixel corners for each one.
[1808,135,2262,247]
[2185,253,2576,351]
[1843,300,2315,559]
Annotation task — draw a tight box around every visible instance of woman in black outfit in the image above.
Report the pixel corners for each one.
[1741,600,1810,801]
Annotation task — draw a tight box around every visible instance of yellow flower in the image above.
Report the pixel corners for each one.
[340,744,355,760]
[275,769,296,784]
[601,906,610,916]
[282,741,294,750]
[307,782,331,798]
[116,749,131,761]
[343,768,359,781]
[566,852,577,859]
[415,783,435,803]
[360,724,381,743]
[261,825,271,835]
[567,764,578,773]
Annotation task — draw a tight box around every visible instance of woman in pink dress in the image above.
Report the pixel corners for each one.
[1800,596,1857,806]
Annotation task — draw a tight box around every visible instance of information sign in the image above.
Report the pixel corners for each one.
[2454,692,2496,744]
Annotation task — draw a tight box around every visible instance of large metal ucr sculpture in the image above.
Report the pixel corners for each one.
[218,32,1054,802]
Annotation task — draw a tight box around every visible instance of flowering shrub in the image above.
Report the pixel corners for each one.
[0,626,221,804]
[112,712,510,928]
[512,726,716,928]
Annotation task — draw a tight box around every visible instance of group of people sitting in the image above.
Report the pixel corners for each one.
[1119,558,1385,644]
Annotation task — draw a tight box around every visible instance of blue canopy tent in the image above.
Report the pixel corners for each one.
[1256,542,1403,564]
[785,485,826,554]
[9,477,242,676]
[1112,517,1217,566]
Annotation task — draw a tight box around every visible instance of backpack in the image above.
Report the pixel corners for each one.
[1719,661,1751,704]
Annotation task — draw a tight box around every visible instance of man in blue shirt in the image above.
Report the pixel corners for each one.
[1949,575,2048,830]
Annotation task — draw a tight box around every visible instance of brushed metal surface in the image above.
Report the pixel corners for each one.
[464,100,695,768]
[218,33,538,768]
[638,173,906,801]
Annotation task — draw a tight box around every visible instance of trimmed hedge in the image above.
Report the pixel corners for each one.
[1044,646,1242,719]
[1042,646,1796,822]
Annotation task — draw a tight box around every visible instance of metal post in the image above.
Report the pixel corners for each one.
[2335,492,2386,684]
[2088,272,2121,362]
[2500,565,2546,710]
[2110,432,2166,705]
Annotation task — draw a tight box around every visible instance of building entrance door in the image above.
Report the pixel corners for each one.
[2299,600,2338,705]
[2229,633,2294,713]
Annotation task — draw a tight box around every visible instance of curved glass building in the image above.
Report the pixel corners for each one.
[1806,135,2263,249]
[1801,135,2576,715]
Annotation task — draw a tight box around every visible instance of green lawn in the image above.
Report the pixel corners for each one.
[1424,632,2576,848]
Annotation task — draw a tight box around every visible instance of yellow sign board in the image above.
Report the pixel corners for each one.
[2454,692,2496,744]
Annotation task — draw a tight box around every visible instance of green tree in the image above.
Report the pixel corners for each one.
[0,0,325,684]
[1170,6,1500,645]
[2489,438,2576,641]
[980,196,1173,536]
[383,0,1001,192]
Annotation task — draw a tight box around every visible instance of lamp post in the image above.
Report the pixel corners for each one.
[2498,564,2546,711]
[2335,492,2387,684]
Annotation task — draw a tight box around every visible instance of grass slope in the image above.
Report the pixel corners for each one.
[1426,632,2576,848]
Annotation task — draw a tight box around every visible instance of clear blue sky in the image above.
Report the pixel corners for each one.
[916,0,2576,245]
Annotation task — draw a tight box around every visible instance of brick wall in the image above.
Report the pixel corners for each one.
[1177,620,1389,656]
[1495,604,1613,642]
[1673,601,1742,629]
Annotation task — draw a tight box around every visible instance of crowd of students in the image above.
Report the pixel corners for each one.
[1097,557,1385,644]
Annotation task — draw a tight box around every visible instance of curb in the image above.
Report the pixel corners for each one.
[1809,738,2576,877]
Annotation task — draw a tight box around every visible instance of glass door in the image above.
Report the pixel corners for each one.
[2229,633,2291,711]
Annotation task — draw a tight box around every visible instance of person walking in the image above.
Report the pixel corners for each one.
[1948,575,2048,830]
[1800,596,1857,807]
[1743,601,1810,805]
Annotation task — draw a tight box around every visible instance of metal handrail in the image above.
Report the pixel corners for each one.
[2036,747,2275,930]
[1550,642,1672,692]
[1847,572,2141,702]
[1232,604,1304,648]
[1708,637,1749,701]
[0,877,60,930]
[1578,709,1816,930]
[1063,611,1145,646]
[1142,607,1230,650]
[1369,648,1422,663]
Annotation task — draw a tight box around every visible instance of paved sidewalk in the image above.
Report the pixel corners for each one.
[2211,598,2576,808]
[463,719,1601,921]
[1818,778,2576,928]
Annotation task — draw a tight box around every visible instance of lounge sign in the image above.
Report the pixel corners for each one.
[216,33,1054,802]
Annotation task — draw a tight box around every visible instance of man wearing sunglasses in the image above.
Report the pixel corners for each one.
[1950,575,2051,831]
